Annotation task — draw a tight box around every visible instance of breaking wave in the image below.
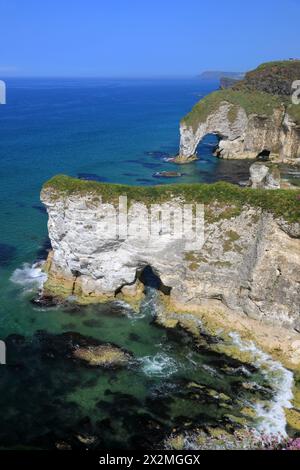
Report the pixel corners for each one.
[117,287,160,321]
[228,332,293,437]
[140,352,178,378]
[10,262,47,291]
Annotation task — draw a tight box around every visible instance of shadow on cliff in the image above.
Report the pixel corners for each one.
[138,265,171,295]
[115,265,171,297]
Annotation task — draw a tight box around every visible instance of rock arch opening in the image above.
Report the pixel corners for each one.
[195,133,220,159]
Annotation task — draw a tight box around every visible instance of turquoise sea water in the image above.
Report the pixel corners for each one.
[0,78,252,332]
[0,78,285,449]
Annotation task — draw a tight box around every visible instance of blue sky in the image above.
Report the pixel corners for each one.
[0,0,299,77]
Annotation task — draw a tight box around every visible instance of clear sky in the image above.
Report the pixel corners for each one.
[0,0,299,77]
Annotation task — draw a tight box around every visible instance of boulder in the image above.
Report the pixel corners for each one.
[249,163,280,189]
[73,344,131,367]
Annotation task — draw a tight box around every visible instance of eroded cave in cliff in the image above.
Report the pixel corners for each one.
[256,149,271,161]
[138,265,171,295]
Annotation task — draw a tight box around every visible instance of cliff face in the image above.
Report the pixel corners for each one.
[178,61,300,163]
[41,176,300,332]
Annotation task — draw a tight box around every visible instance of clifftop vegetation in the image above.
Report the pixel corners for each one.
[181,89,284,131]
[182,61,300,130]
[43,175,300,223]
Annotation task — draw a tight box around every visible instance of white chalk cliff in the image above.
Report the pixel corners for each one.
[41,180,300,332]
[178,104,300,162]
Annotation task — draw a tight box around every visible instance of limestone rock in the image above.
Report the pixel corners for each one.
[41,186,300,332]
[249,163,269,188]
[73,344,130,367]
[178,102,299,162]
[249,163,280,189]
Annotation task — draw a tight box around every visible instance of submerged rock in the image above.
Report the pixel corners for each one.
[37,331,132,369]
[153,171,183,178]
[77,173,108,182]
[145,150,169,158]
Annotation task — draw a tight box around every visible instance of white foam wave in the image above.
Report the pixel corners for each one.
[228,332,293,437]
[10,262,47,291]
[117,287,160,321]
[134,287,161,320]
[114,299,138,317]
[140,353,178,377]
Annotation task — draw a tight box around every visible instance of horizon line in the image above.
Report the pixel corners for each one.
[0,74,220,80]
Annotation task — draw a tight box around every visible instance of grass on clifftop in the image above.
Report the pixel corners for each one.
[43,175,300,223]
[182,61,300,131]
[256,60,300,71]
[181,89,284,131]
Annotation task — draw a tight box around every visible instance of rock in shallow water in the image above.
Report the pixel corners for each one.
[36,331,132,368]
[31,295,59,308]
[249,162,281,189]
[153,171,183,178]
[73,344,130,367]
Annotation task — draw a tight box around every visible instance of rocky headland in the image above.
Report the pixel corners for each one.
[40,175,300,370]
[177,61,300,163]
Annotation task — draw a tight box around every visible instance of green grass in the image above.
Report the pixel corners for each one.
[181,89,284,131]
[43,175,300,223]
[256,60,300,71]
